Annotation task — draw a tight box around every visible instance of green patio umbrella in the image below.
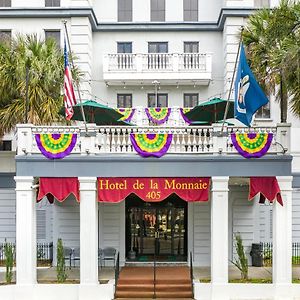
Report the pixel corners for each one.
[189,120,234,126]
[184,97,234,124]
[69,100,132,125]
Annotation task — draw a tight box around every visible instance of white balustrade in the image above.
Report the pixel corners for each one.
[178,53,207,71]
[107,53,136,71]
[142,53,172,71]
[105,53,208,72]
[16,123,288,156]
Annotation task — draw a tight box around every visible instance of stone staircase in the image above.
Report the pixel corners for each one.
[114,266,194,299]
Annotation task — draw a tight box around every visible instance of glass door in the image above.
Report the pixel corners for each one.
[126,197,187,262]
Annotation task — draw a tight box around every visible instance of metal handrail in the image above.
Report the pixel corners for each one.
[190,251,194,298]
[114,252,120,298]
[153,251,157,299]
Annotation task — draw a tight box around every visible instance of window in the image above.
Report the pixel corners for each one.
[148,93,168,107]
[118,0,132,22]
[148,42,168,69]
[117,42,132,53]
[0,140,12,151]
[45,0,60,7]
[184,42,199,68]
[151,0,165,22]
[0,0,11,7]
[117,42,132,68]
[37,210,46,240]
[44,30,61,47]
[184,94,198,107]
[255,102,270,119]
[254,0,270,8]
[0,30,11,43]
[184,42,199,53]
[148,42,168,53]
[117,94,132,108]
[184,0,198,21]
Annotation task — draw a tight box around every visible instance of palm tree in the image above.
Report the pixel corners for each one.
[0,34,81,136]
[242,0,300,122]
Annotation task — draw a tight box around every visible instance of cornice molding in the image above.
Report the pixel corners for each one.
[0,7,256,31]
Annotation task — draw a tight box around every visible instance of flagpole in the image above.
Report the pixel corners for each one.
[221,26,244,131]
[62,20,88,132]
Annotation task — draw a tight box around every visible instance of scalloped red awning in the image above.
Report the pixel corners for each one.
[37,177,79,203]
[249,177,283,206]
[98,177,210,202]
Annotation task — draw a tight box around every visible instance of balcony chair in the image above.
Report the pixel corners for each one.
[100,247,116,267]
[63,247,72,269]
[72,247,80,267]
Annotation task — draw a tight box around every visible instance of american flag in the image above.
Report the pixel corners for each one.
[64,39,76,120]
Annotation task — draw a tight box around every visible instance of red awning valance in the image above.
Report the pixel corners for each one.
[37,177,79,203]
[97,177,210,202]
[249,177,283,206]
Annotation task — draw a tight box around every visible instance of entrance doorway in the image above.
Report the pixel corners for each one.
[125,194,187,262]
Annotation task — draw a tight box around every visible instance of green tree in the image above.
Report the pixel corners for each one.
[242,0,300,122]
[0,34,81,136]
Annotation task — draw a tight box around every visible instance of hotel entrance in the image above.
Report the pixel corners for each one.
[125,195,187,262]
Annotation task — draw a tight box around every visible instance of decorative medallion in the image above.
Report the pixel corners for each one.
[35,133,77,159]
[116,108,135,122]
[231,132,273,158]
[130,133,173,158]
[145,107,171,125]
[180,108,192,124]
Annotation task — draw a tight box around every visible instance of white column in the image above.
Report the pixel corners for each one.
[273,176,293,284]
[211,176,229,284]
[79,177,98,285]
[15,176,36,285]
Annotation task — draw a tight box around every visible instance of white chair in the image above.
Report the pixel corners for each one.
[63,247,72,269]
[72,247,80,267]
[101,247,116,267]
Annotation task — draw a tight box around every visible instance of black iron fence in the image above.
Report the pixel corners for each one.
[0,242,53,266]
[260,242,300,266]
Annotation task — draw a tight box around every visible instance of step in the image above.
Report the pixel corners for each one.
[117,278,154,285]
[155,291,194,298]
[155,278,191,285]
[155,283,192,292]
[116,283,154,292]
[115,291,155,298]
[115,298,194,300]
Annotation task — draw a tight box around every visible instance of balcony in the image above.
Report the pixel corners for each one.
[17,124,290,157]
[103,53,212,86]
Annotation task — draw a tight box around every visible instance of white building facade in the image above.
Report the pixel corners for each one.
[1,0,300,299]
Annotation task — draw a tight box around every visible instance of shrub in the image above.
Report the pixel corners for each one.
[231,233,248,280]
[4,240,14,283]
[56,238,67,283]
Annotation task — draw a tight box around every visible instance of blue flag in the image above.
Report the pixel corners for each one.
[234,44,268,127]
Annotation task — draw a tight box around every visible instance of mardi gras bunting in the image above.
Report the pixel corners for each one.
[145,107,171,125]
[180,108,192,124]
[116,108,135,122]
[35,133,77,159]
[231,132,273,158]
[130,133,173,158]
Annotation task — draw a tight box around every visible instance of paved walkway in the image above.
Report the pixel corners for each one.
[1,266,300,283]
